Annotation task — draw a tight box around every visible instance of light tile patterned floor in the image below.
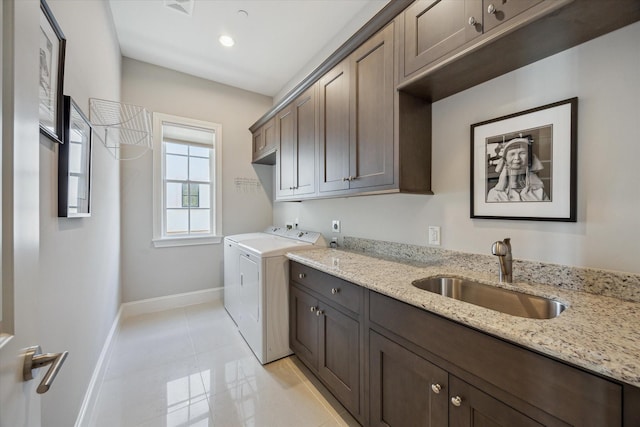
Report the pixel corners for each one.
[89,300,359,426]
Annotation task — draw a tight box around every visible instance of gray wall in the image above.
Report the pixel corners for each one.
[120,58,274,302]
[275,22,640,275]
[37,0,122,426]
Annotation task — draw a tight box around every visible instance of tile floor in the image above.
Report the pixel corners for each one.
[89,300,359,427]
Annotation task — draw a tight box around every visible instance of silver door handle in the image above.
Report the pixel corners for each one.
[23,345,68,394]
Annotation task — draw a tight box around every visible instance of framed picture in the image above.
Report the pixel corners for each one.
[58,96,92,218]
[470,98,577,221]
[39,0,66,143]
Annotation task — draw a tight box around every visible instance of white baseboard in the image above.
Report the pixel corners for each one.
[74,305,123,427]
[121,287,222,318]
[75,287,223,426]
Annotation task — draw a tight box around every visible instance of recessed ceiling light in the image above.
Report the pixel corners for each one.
[219,35,235,47]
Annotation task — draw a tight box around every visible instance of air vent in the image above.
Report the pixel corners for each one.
[164,0,194,16]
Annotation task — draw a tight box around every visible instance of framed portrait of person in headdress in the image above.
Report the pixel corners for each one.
[470,98,577,221]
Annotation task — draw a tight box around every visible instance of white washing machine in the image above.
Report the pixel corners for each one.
[223,227,326,364]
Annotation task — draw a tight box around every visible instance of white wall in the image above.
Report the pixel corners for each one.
[273,0,389,103]
[120,58,274,302]
[36,1,122,426]
[275,22,640,275]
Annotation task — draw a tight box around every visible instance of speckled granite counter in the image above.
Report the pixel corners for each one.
[286,247,640,388]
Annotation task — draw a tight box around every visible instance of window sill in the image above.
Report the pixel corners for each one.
[152,235,222,248]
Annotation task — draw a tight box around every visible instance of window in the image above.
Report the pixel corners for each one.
[152,113,222,247]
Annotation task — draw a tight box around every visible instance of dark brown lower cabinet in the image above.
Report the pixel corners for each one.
[289,282,362,420]
[288,262,637,427]
[369,331,447,427]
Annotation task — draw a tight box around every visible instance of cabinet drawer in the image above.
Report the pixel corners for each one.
[290,262,363,314]
[369,291,622,426]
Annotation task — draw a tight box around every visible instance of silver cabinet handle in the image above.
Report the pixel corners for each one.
[468,16,477,26]
[431,383,442,394]
[451,396,463,407]
[298,273,306,279]
[310,306,316,313]
[487,4,496,14]
[23,346,68,394]
[331,288,340,294]
[316,310,324,317]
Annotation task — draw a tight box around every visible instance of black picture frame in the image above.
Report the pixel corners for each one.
[39,0,66,143]
[470,98,578,222]
[58,96,92,218]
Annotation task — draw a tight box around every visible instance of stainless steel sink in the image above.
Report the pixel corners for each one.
[412,276,566,319]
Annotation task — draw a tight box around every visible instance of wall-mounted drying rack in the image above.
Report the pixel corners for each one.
[89,98,152,160]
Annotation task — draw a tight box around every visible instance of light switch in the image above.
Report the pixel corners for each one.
[331,220,341,233]
[428,226,441,246]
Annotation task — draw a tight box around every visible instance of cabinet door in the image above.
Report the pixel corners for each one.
[349,22,395,190]
[448,376,543,427]
[369,331,448,427]
[319,60,350,193]
[483,0,544,32]
[403,0,482,77]
[252,118,276,163]
[276,104,296,198]
[252,127,264,160]
[293,84,316,197]
[317,302,360,417]
[289,285,319,370]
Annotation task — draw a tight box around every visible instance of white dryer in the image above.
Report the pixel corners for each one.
[223,227,325,364]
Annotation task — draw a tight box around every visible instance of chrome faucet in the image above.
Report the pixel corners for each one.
[491,238,512,283]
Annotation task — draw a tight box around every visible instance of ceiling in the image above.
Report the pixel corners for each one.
[108,0,388,98]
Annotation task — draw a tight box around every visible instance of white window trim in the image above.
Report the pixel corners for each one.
[152,112,223,248]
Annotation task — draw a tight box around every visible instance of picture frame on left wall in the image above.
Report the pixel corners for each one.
[39,0,66,143]
[58,96,93,218]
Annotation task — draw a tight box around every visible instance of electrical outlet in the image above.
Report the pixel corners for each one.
[331,220,341,233]
[428,226,441,246]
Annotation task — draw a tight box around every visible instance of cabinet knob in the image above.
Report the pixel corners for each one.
[310,306,316,313]
[342,177,349,182]
[331,288,340,294]
[487,4,496,14]
[316,310,324,317]
[298,273,306,279]
[451,396,463,407]
[468,16,477,26]
[431,383,442,394]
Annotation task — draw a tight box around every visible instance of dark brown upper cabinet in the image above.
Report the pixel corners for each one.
[401,0,555,82]
[275,84,318,200]
[318,22,431,198]
[319,23,395,194]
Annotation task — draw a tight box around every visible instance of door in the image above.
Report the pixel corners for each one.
[289,285,319,369]
[403,0,483,76]
[317,302,360,417]
[369,331,448,427]
[293,84,316,197]
[319,59,350,193]
[349,22,395,190]
[448,376,543,427]
[275,104,296,198]
[1,1,45,425]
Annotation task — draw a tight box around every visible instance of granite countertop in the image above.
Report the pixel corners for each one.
[287,247,640,388]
